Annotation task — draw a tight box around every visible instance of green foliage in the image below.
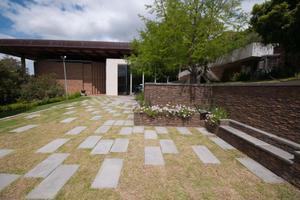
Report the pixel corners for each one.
[251,0,300,52]
[129,0,250,83]
[207,107,228,125]
[135,92,146,106]
[0,57,28,104]
[20,74,64,101]
[231,71,251,81]
[0,92,81,118]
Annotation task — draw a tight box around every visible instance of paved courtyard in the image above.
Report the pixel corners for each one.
[0,96,299,199]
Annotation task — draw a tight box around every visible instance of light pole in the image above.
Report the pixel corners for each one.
[61,56,68,99]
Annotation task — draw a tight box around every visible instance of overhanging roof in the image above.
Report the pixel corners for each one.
[0,39,131,60]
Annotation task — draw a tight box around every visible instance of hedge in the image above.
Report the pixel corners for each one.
[0,92,81,118]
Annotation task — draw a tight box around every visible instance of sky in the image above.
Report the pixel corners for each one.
[0,0,264,74]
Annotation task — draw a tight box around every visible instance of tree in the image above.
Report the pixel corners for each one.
[251,0,300,53]
[0,57,28,104]
[128,0,248,83]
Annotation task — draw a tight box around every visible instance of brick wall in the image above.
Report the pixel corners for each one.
[35,60,106,95]
[144,83,300,143]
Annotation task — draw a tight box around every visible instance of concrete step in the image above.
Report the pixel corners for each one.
[220,125,294,163]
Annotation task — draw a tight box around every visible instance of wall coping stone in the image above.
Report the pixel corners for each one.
[145,82,300,87]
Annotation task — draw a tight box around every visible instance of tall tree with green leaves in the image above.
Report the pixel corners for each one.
[129,0,248,83]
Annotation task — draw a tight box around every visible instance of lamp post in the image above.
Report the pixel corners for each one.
[61,56,68,99]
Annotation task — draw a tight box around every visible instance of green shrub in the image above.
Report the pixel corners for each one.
[206,107,228,125]
[135,92,147,106]
[20,74,64,101]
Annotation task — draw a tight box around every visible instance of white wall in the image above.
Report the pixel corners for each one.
[106,58,127,96]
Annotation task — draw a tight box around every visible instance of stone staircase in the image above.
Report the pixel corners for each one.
[217,119,300,188]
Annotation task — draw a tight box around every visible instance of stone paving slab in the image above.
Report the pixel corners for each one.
[60,117,77,123]
[160,139,179,154]
[127,114,134,120]
[236,157,284,183]
[196,127,214,136]
[94,125,111,134]
[91,111,100,115]
[0,149,14,158]
[104,120,115,126]
[145,146,165,166]
[155,127,168,134]
[133,126,144,134]
[110,139,129,153]
[63,111,76,115]
[36,138,70,153]
[91,140,114,155]
[86,108,96,112]
[65,126,87,135]
[192,145,220,164]
[78,135,102,149]
[119,127,132,135]
[144,130,158,139]
[66,107,75,110]
[0,173,20,192]
[209,137,235,150]
[10,125,38,133]
[176,127,192,135]
[124,120,134,126]
[90,115,101,121]
[115,120,125,126]
[25,114,41,119]
[91,158,123,189]
[25,153,69,178]
[26,164,79,199]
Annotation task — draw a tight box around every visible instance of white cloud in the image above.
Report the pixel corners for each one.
[241,0,265,13]
[0,0,153,41]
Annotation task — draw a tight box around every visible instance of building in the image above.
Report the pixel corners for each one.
[178,42,280,82]
[0,39,135,96]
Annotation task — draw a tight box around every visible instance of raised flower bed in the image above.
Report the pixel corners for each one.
[134,104,205,127]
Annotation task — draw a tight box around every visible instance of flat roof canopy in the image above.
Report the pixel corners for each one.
[0,39,131,61]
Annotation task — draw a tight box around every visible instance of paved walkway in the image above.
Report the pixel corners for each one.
[0,96,291,199]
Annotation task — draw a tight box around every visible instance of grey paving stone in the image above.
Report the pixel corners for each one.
[36,138,70,153]
[63,110,76,115]
[94,125,111,134]
[124,120,134,126]
[115,120,125,126]
[209,137,235,150]
[113,113,121,117]
[155,127,168,134]
[91,139,114,155]
[145,146,165,166]
[144,130,158,139]
[196,127,214,136]
[91,158,123,189]
[78,136,102,149]
[119,127,132,135]
[127,114,134,119]
[104,120,115,126]
[60,117,77,123]
[237,157,284,183]
[90,115,101,121]
[25,153,69,178]
[192,145,220,164]
[10,125,38,133]
[132,126,144,134]
[160,139,178,154]
[0,149,14,158]
[91,111,100,115]
[66,106,75,110]
[86,108,96,112]
[26,164,79,199]
[176,127,192,135]
[65,126,87,135]
[110,139,129,153]
[25,114,40,119]
[0,173,20,192]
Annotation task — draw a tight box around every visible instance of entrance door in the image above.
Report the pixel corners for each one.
[118,64,129,95]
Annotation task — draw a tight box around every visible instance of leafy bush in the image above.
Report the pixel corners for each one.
[231,71,251,82]
[0,57,28,104]
[205,107,228,125]
[135,92,147,106]
[20,74,64,101]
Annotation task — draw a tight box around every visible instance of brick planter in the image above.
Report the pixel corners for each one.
[134,112,205,127]
[205,121,219,133]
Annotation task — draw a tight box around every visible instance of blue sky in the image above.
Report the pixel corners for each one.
[0,0,264,74]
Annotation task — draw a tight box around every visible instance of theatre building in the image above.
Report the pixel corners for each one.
[0,39,134,96]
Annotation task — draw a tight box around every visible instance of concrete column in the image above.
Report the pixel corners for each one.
[142,72,145,90]
[21,56,26,72]
[129,72,133,95]
[106,58,127,96]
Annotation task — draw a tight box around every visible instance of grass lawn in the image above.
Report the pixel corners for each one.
[0,96,299,200]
